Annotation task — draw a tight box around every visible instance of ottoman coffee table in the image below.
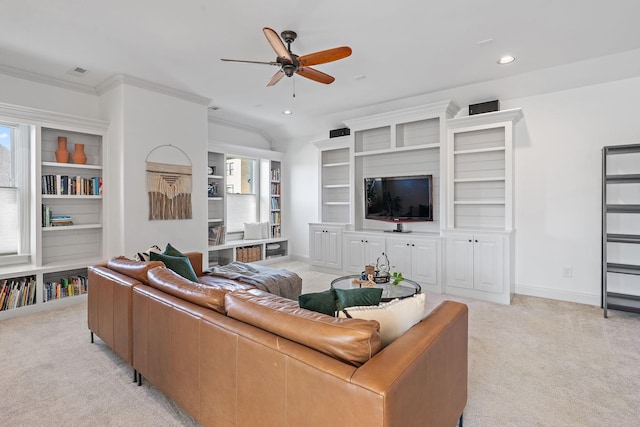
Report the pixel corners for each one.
[330,275,421,302]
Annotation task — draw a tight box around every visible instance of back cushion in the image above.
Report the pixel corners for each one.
[225,289,382,366]
[147,266,231,314]
[107,257,164,285]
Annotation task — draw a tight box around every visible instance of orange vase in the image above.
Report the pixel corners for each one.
[55,137,70,163]
[72,143,87,165]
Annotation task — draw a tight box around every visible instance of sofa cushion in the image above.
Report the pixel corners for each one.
[298,289,336,316]
[225,289,382,366]
[164,242,185,257]
[107,257,165,285]
[339,293,426,346]
[147,266,231,314]
[150,252,199,282]
[334,287,383,311]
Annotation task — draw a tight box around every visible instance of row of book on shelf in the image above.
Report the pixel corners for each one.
[42,205,73,227]
[270,182,281,195]
[42,174,102,196]
[208,225,226,246]
[271,211,281,224]
[271,197,280,210]
[44,275,88,302]
[271,168,281,182]
[271,224,281,238]
[0,276,37,311]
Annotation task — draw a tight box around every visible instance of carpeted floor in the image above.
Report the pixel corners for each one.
[1,259,639,426]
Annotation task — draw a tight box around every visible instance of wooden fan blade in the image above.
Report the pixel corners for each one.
[296,66,335,84]
[266,70,285,87]
[263,27,292,63]
[298,46,352,67]
[220,58,280,66]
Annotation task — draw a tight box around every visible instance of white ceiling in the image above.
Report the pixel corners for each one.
[1,0,640,142]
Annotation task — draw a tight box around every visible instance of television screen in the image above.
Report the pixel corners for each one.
[364,175,433,221]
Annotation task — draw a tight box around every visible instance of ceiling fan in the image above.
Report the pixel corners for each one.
[221,27,352,86]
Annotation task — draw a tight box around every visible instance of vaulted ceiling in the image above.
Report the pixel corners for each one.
[1,0,640,142]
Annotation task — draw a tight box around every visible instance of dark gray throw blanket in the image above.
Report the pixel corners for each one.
[207,262,302,300]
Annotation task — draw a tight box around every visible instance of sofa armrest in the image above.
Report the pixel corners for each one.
[184,252,203,277]
[88,265,145,365]
[351,301,468,427]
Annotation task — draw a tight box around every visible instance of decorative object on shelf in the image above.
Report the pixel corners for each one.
[208,166,216,175]
[374,252,391,283]
[55,136,69,163]
[72,143,87,164]
[145,144,193,220]
[208,182,219,197]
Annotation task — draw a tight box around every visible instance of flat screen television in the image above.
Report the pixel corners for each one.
[364,175,433,222]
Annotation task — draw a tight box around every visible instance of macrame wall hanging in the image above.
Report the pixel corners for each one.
[145,144,193,220]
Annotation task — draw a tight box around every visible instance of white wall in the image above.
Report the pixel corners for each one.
[0,74,99,118]
[100,83,209,258]
[507,76,640,305]
[281,138,318,257]
[284,74,640,305]
[209,119,271,151]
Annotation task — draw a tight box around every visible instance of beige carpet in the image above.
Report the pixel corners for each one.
[1,259,639,426]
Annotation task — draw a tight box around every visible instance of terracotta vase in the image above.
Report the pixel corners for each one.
[72,143,87,165]
[55,137,70,163]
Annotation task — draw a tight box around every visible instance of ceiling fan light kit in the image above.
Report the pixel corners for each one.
[221,27,352,87]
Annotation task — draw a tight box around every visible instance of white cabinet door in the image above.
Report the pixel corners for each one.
[473,234,504,293]
[446,234,474,290]
[309,226,326,266]
[385,238,412,277]
[309,225,342,269]
[325,228,342,269]
[365,236,386,267]
[412,239,438,285]
[344,234,386,273]
[344,234,366,273]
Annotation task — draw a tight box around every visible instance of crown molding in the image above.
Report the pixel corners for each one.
[208,140,283,161]
[95,74,211,106]
[208,115,274,146]
[0,101,108,132]
[344,100,459,131]
[0,64,97,95]
[447,108,523,129]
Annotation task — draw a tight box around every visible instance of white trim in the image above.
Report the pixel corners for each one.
[447,108,523,129]
[208,116,274,146]
[515,284,600,306]
[344,100,459,131]
[0,102,108,132]
[96,74,211,106]
[0,64,97,95]
[209,141,283,161]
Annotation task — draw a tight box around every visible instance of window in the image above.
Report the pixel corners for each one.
[0,123,30,265]
[226,157,259,233]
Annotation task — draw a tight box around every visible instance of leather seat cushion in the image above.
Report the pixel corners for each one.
[225,289,383,366]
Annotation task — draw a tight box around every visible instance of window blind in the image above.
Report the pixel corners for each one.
[0,187,18,255]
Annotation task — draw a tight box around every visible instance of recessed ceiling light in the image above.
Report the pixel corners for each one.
[208,106,220,111]
[283,110,293,115]
[497,55,515,65]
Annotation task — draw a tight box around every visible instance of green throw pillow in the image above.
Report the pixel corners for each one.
[298,290,337,316]
[164,243,185,257]
[334,288,383,311]
[150,252,199,282]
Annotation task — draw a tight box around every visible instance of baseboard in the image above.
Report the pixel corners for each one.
[515,284,600,306]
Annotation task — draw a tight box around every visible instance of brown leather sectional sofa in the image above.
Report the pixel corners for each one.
[88,252,468,427]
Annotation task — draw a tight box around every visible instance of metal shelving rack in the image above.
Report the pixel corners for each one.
[602,143,640,318]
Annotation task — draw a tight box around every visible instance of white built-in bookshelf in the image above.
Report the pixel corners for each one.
[0,104,108,319]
